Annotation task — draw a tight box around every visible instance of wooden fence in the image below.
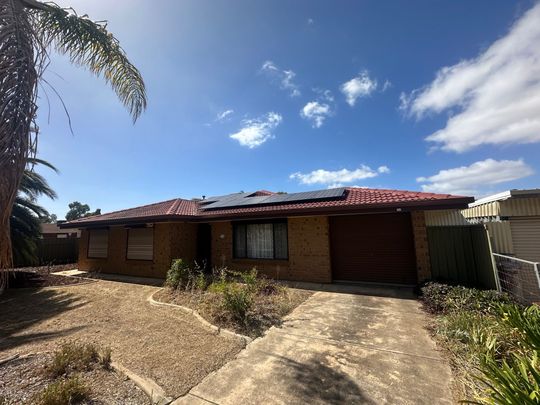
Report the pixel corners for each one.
[37,238,79,265]
[427,225,497,290]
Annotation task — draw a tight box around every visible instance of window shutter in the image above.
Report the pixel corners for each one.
[127,228,154,260]
[88,230,108,258]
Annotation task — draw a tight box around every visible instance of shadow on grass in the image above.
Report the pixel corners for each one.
[273,353,375,404]
[0,288,87,352]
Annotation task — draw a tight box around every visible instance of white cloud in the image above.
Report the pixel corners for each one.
[290,164,390,186]
[402,4,540,152]
[300,101,332,128]
[381,80,392,92]
[307,18,315,25]
[261,61,301,97]
[340,71,378,106]
[216,109,234,122]
[229,112,282,148]
[417,159,533,196]
[377,165,390,174]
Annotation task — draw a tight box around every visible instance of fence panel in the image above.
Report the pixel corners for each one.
[37,238,79,265]
[427,225,497,289]
[493,253,540,305]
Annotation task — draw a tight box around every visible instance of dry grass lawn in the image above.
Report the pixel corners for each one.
[0,278,244,398]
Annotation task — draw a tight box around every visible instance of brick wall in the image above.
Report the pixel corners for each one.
[78,222,197,278]
[411,210,432,282]
[210,216,332,283]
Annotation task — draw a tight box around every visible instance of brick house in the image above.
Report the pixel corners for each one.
[60,187,473,285]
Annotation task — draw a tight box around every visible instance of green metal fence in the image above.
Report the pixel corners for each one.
[427,225,497,289]
[37,238,79,265]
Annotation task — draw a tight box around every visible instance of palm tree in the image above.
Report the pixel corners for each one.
[0,0,147,289]
[11,158,57,266]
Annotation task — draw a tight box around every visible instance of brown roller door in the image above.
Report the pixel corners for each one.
[330,213,417,284]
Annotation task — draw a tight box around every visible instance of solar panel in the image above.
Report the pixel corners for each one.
[201,188,346,210]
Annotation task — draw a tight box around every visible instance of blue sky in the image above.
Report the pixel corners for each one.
[36,0,540,218]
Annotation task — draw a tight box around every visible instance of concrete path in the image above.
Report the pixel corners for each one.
[174,287,453,405]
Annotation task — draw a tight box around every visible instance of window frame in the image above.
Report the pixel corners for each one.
[233,219,288,260]
[126,226,154,261]
[87,228,109,259]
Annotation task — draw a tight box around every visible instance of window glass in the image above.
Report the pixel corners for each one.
[233,221,288,259]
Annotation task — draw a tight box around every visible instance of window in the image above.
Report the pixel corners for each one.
[88,229,108,258]
[233,221,288,259]
[127,227,154,260]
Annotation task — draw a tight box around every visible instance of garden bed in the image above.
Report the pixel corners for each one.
[4,264,83,288]
[0,343,149,405]
[420,282,539,404]
[155,260,313,338]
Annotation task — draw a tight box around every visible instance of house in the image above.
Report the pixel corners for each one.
[41,222,80,239]
[463,189,540,263]
[60,187,473,284]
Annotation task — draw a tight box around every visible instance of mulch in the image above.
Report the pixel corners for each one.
[0,352,149,404]
[3,264,85,288]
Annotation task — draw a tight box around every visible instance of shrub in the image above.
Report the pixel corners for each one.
[499,304,540,351]
[222,284,253,323]
[474,352,540,405]
[165,259,191,289]
[240,268,258,289]
[99,346,112,370]
[255,276,282,296]
[38,376,89,405]
[47,342,99,377]
[421,282,513,315]
[46,342,112,377]
[208,280,228,293]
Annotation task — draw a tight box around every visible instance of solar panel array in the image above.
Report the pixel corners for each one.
[201,188,347,210]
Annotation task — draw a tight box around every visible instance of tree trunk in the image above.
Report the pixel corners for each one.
[0,0,39,291]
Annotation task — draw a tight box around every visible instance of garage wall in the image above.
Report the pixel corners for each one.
[78,222,197,278]
[211,216,331,283]
[411,211,432,282]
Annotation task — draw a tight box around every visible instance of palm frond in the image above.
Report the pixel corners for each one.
[14,195,49,218]
[0,0,39,167]
[27,156,58,173]
[10,202,40,267]
[34,3,147,121]
[19,169,57,199]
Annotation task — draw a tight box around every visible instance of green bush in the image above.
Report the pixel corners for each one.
[165,259,191,289]
[473,352,540,405]
[38,376,89,405]
[499,304,540,352]
[222,284,253,323]
[421,282,513,315]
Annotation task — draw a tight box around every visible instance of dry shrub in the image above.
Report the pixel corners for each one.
[38,376,89,405]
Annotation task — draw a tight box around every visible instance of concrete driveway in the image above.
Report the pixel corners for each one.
[175,285,452,405]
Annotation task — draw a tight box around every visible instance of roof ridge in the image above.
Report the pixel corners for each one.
[166,198,183,215]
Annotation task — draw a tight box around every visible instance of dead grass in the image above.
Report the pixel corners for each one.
[0,279,244,398]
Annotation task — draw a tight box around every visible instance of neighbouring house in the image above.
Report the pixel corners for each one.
[463,189,540,263]
[60,187,472,284]
[41,222,81,239]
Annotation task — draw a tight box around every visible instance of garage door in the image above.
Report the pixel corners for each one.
[330,213,417,284]
[510,217,540,263]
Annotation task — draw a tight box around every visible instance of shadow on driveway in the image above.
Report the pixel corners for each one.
[275,353,375,404]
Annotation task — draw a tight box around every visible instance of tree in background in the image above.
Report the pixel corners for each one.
[65,202,101,221]
[0,0,147,289]
[11,158,57,266]
[41,213,57,224]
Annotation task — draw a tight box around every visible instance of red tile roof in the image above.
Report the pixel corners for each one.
[63,187,472,227]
